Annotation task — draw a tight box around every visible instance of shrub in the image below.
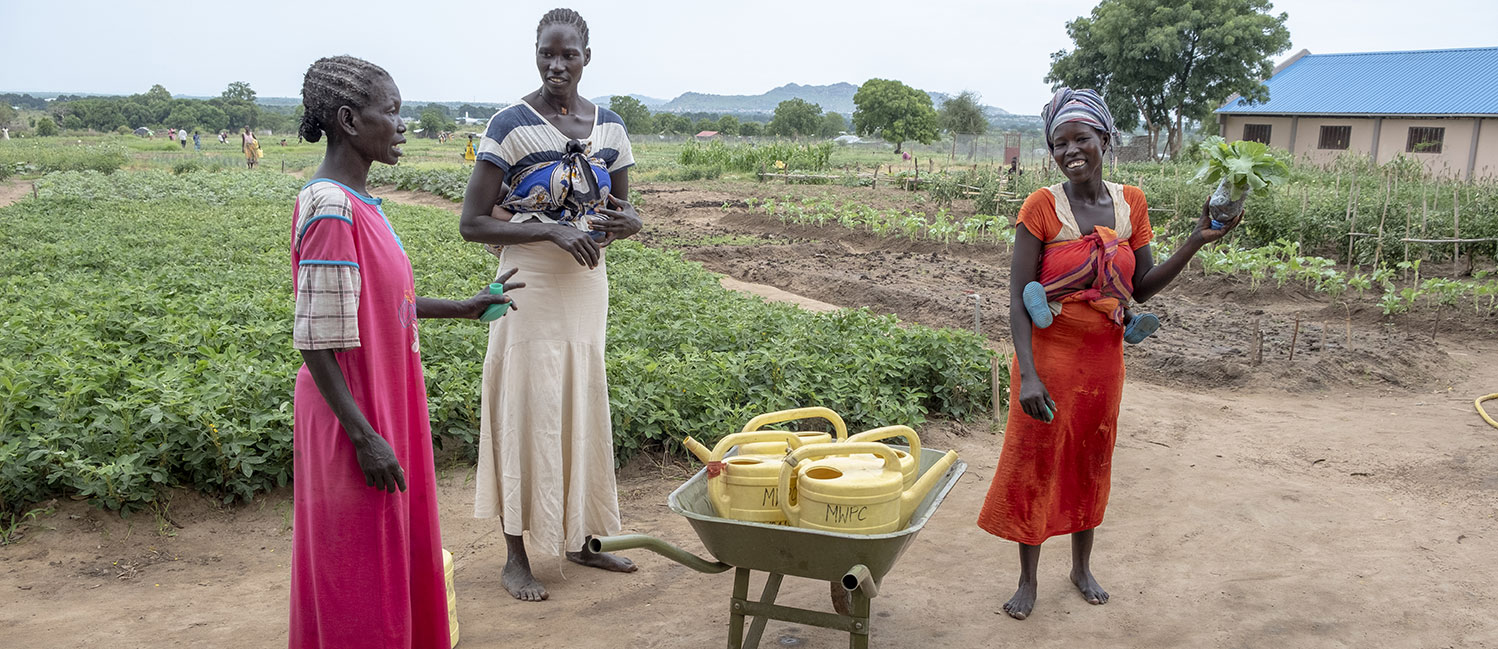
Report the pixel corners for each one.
[34,117,58,137]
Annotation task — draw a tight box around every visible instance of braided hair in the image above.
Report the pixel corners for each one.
[536,8,588,47]
[298,56,392,143]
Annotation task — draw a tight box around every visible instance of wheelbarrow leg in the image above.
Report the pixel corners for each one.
[728,567,750,649]
[742,572,784,649]
[849,589,871,649]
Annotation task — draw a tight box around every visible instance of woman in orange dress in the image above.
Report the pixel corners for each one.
[977,88,1241,620]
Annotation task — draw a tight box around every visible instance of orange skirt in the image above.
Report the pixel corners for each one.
[977,304,1123,545]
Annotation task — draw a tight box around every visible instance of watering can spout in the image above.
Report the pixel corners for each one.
[901,450,959,523]
[683,437,712,464]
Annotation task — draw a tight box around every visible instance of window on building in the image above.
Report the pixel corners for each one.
[1406,127,1444,154]
[1318,125,1351,150]
[1242,124,1272,144]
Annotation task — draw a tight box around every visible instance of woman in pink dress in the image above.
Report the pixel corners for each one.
[288,55,522,649]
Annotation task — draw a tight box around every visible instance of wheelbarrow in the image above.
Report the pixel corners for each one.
[591,445,966,649]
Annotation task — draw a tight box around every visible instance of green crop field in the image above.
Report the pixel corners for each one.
[0,167,996,517]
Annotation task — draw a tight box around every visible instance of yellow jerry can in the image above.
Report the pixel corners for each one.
[682,431,806,523]
[841,425,922,489]
[442,548,459,647]
[735,406,848,456]
[779,442,959,534]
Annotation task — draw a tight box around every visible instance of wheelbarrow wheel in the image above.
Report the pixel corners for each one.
[830,581,852,617]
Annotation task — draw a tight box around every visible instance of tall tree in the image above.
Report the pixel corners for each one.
[716,115,740,136]
[852,79,940,153]
[419,107,456,138]
[939,91,988,138]
[768,98,823,137]
[1047,0,1290,159]
[609,95,653,134]
[738,121,763,137]
[221,81,257,103]
[820,112,847,138]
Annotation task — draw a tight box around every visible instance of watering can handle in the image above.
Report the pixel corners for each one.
[741,407,848,441]
[847,425,921,468]
[708,431,805,463]
[779,442,900,526]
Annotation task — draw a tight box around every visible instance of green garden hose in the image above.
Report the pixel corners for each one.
[1478,393,1498,430]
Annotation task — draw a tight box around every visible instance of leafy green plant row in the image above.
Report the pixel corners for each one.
[0,170,999,515]
[367,163,471,201]
[923,154,1498,267]
[679,140,835,173]
[1176,238,1498,316]
[0,142,129,180]
[745,193,1014,245]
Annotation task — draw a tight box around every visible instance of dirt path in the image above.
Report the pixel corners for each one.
[0,179,35,208]
[4,184,1496,648]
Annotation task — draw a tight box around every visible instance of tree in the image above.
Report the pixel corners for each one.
[653,112,691,135]
[739,121,763,137]
[940,91,988,138]
[222,81,257,103]
[820,112,847,138]
[35,117,57,136]
[61,114,83,130]
[0,103,18,127]
[1047,0,1291,159]
[767,98,822,138]
[419,107,456,138]
[716,115,740,136]
[609,96,653,134]
[852,78,940,153]
[940,91,988,159]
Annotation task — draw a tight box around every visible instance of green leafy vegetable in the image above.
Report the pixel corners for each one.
[1192,136,1290,201]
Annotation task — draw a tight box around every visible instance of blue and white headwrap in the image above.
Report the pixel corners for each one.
[1041,88,1117,153]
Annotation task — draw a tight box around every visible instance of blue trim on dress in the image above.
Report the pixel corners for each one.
[298,214,354,241]
[303,178,382,205]
[299,259,360,268]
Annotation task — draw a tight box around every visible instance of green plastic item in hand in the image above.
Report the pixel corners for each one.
[479,283,509,322]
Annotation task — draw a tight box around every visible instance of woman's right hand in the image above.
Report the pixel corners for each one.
[354,432,407,493]
[548,225,601,268]
[1017,377,1057,423]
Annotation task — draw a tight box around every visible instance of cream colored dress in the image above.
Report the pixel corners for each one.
[472,241,620,554]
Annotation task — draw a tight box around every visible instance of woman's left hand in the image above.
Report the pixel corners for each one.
[592,194,643,247]
[457,268,526,319]
[1192,199,1243,245]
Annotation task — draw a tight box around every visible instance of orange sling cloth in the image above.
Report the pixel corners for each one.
[977,184,1152,545]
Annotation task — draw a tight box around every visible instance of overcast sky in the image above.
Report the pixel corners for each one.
[2,0,1494,114]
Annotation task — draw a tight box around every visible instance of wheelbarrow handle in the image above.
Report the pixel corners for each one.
[589,534,732,574]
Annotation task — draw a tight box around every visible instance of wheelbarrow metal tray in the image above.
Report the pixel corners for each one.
[668,445,966,583]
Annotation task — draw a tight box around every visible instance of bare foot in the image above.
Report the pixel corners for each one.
[1003,580,1037,620]
[502,558,548,602]
[566,537,637,573]
[1071,567,1109,605]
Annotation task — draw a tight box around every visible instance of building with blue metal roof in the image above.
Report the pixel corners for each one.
[1215,47,1498,180]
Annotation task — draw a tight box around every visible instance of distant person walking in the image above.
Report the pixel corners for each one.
[193,131,201,151]
[168,127,176,141]
[2,127,9,140]
[219,131,228,145]
[242,126,260,169]
[179,128,188,148]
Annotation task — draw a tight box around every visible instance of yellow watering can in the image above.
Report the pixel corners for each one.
[779,442,959,534]
[736,406,848,455]
[841,425,922,489]
[682,431,806,524]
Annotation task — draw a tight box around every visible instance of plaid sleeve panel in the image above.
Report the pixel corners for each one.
[293,263,361,350]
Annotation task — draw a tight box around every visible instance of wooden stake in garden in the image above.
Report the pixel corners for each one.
[1345,177,1360,271]
[1372,174,1393,269]
[990,356,1005,428]
[1452,187,1461,273]
[1252,317,1263,366]
[1288,313,1302,363]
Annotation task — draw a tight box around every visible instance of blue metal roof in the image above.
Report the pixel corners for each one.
[1216,47,1498,116]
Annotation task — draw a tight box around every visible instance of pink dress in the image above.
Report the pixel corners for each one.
[288,179,449,649]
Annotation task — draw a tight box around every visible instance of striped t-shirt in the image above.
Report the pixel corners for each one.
[476,101,634,184]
